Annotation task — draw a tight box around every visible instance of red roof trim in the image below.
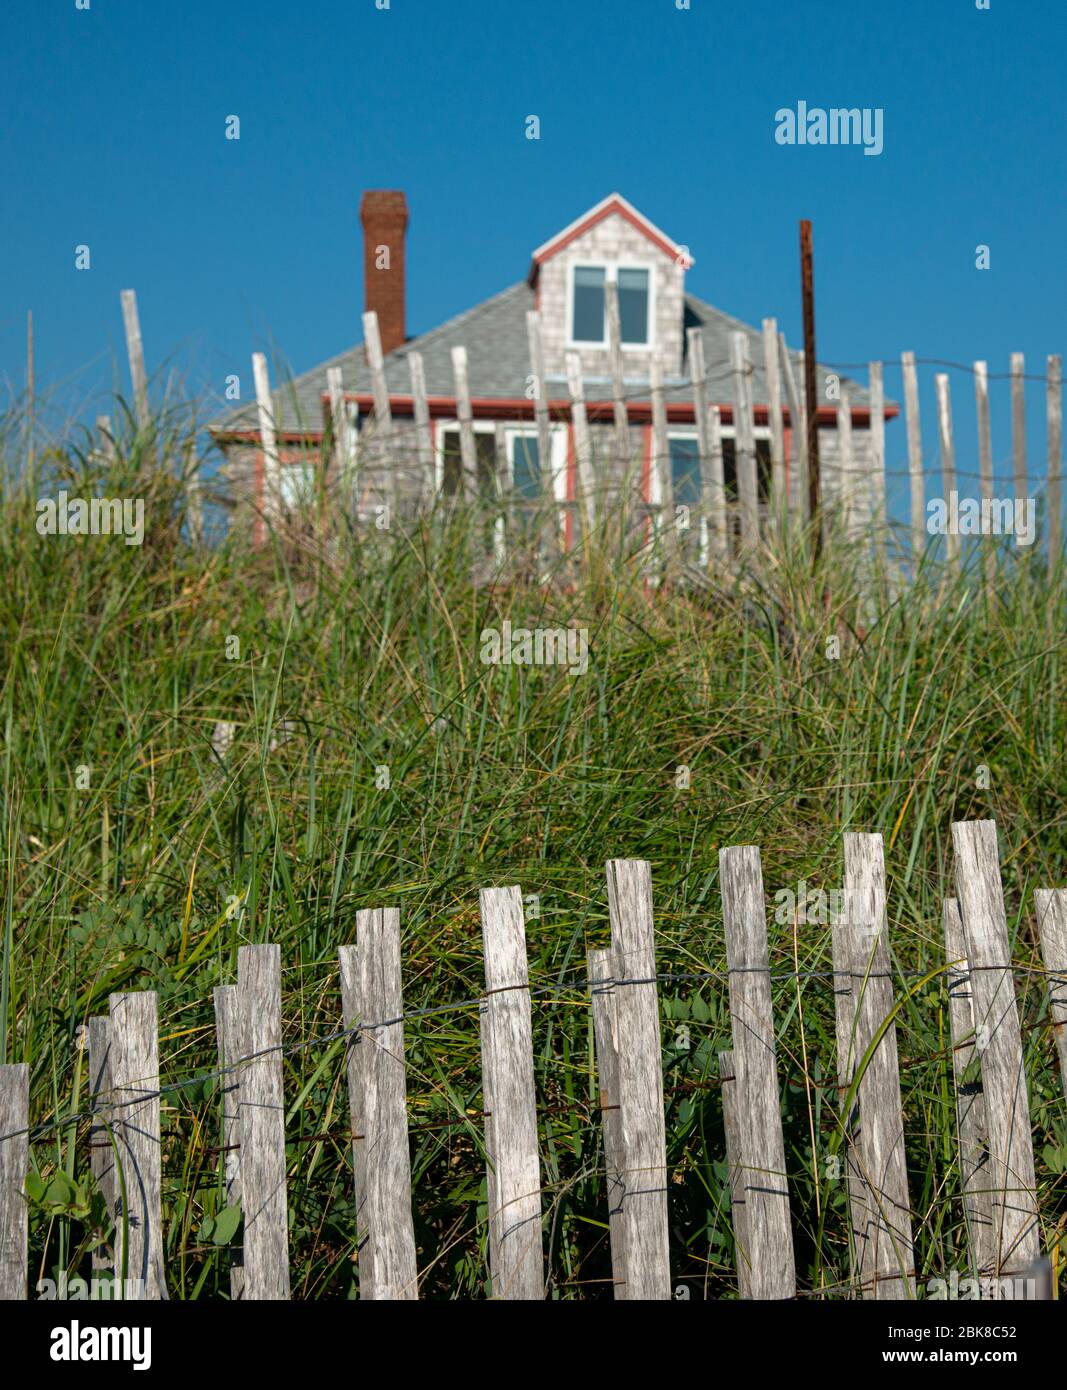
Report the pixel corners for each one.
[527,196,693,285]
[210,396,898,441]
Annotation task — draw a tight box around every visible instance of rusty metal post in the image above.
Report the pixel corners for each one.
[800,221,821,560]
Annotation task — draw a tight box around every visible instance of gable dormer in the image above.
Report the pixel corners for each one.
[527,193,693,379]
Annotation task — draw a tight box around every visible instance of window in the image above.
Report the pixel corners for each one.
[669,437,702,508]
[509,433,542,499]
[664,434,772,505]
[439,428,497,498]
[572,267,606,344]
[570,264,652,347]
[617,268,650,346]
[720,438,772,503]
[280,461,316,509]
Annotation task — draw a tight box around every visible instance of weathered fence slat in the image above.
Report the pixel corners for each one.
[1034,889,1067,1103]
[943,898,994,1275]
[565,352,596,534]
[935,373,960,571]
[605,859,671,1300]
[649,356,673,563]
[524,310,559,565]
[841,833,915,1299]
[780,333,808,523]
[479,887,544,1299]
[729,333,759,552]
[326,365,355,503]
[717,1050,752,1299]
[868,362,887,566]
[0,1064,29,1300]
[1048,355,1063,578]
[96,414,115,464]
[252,351,280,536]
[213,984,245,1300]
[901,350,925,563]
[237,945,291,1299]
[688,328,725,562]
[762,318,786,527]
[974,361,995,591]
[705,405,727,565]
[837,390,857,541]
[109,992,166,1299]
[830,916,867,1288]
[363,310,396,514]
[120,289,149,428]
[587,948,627,1298]
[951,821,1041,1276]
[605,281,631,470]
[1010,352,1027,510]
[408,351,435,502]
[339,910,418,1300]
[88,1015,117,1275]
[719,846,795,1298]
[449,344,478,505]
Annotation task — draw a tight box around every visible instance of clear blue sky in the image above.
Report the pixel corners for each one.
[3,0,1065,514]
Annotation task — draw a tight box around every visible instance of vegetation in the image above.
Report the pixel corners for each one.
[3,402,1066,1298]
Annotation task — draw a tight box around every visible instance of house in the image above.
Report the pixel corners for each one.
[210,191,896,547]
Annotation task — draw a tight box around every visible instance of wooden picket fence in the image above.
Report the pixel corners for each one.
[1,817,1064,1301]
[99,290,1064,579]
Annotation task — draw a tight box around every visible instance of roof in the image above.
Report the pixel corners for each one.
[210,281,888,438]
[527,192,694,283]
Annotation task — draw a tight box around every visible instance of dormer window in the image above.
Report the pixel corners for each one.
[569,263,652,348]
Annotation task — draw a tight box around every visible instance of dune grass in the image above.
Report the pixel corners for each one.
[3,407,1066,1298]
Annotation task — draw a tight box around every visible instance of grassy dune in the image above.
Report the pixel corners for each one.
[3,412,1066,1298]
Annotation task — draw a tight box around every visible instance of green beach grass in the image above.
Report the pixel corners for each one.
[4,406,1066,1298]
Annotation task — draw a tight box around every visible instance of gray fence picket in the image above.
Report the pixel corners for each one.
[951,820,1041,1277]
[87,1015,116,1276]
[237,945,290,1299]
[339,909,418,1300]
[479,886,544,1299]
[213,984,245,1299]
[108,992,166,1299]
[729,334,759,551]
[1034,889,1067,1103]
[717,1050,752,1299]
[830,916,866,1289]
[605,859,671,1300]
[943,898,994,1275]
[842,833,915,1299]
[587,947,627,1299]
[0,1064,28,1300]
[719,845,795,1298]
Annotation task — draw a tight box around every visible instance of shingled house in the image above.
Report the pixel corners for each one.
[210,191,896,546]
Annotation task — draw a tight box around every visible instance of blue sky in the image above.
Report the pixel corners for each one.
[2,0,1064,516]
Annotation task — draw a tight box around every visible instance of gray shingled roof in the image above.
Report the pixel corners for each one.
[210,281,879,436]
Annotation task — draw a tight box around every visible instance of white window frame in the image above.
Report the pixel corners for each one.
[652,426,772,506]
[566,260,656,352]
[503,424,569,503]
[434,419,498,496]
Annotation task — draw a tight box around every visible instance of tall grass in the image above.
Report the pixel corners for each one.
[3,403,1065,1298]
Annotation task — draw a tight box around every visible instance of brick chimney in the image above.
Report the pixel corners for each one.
[360,190,409,357]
